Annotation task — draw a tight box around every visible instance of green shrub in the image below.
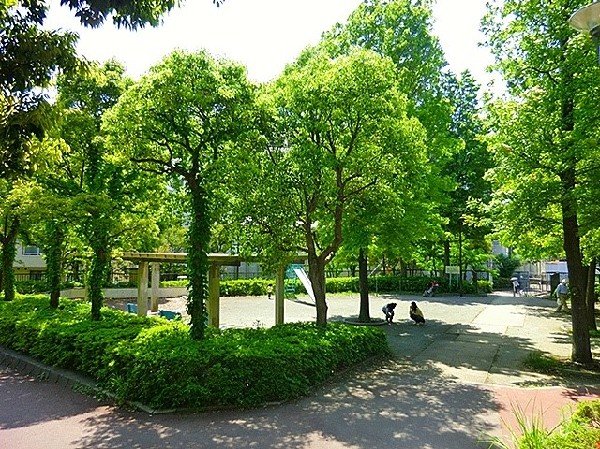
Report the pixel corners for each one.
[0,295,388,410]
[106,321,387,409]
[487,399,600,449]
[160,280,187,288]
[15,280,47,294]
[161,274,493,297]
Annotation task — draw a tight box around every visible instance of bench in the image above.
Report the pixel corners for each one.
[126,303,138,314]
[159,310,182,320]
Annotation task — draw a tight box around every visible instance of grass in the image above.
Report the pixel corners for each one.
[484,403,554,449]
[484,400,600,449]
[522,351,600,381]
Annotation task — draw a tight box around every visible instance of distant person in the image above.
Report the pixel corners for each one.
[423,281,439,297]
[554,279,569,312]
[512,278,520,297]
[267,283,273,300]
[410,301,425,325]
[382,302,397,324]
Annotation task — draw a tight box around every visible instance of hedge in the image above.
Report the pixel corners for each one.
[18,275,493,297]
[0,295,389,410]
[161,275,493,297]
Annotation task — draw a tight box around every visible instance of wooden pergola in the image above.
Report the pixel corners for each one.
[120,252,306,327]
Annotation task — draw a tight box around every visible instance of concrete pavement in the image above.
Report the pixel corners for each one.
[1,291,599,448]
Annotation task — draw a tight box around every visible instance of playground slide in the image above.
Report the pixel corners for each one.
[293,267,316,302]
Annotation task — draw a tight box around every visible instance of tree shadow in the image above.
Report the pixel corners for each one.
[0,367,107,430]
[2,293,589,448]
[67,361,500,449]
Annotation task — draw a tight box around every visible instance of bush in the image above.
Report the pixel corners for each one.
[163,274,493,297]
[0,295,388,410]
[488,399,600,449]
[15,280,47,294]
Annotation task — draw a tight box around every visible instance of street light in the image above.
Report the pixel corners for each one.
[569,1,600,65]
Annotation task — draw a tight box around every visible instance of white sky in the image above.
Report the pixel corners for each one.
[45,0,496,89]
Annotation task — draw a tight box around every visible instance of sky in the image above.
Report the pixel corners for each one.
[45,0,496,89]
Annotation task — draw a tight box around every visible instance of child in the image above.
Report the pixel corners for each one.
[382,302,397,324]
[410,301,425,325]
[267,283,273,300]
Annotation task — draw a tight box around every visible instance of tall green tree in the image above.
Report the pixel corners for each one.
[104,50,257,339]
[319,0,456,270]
[238,48,427,326]
[483,0,600,364]
[0,1,79,301]
[50,60,162,320]
[1,0,200,301]
[441,70,492,288]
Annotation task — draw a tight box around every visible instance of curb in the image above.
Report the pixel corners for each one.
[0,346,96,390]
[0,346,169,415]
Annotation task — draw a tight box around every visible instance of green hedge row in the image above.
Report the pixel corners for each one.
[0,295,389,410]
[19,274,493,297]
[162,275,493,297]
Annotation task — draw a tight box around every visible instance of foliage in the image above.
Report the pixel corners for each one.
[49,60,162,320]
[494,254,522,278]
[486,399,600,449]
[234,46,428,327]
[0,295,388,410]
[162,275,492,296]
[482,0,600,364]
[15,0,205,30]
[0,1,79,302]
[440,71,493,273]
[105,50,258,339]
[319,0,453,275]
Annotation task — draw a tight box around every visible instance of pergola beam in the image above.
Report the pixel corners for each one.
[121,251,307,327]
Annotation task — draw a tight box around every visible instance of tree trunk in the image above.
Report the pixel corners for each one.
[46,222,64,309]
[1,217,19,302]
[89,231,110,321]
[443,239,450,267]
[187,183,210,340]
[458,223,463,297]
[559,66,592,365]
[563,211,591,364]
[358,247,370,323]
[307,252,327,327]
[586,258,597,331]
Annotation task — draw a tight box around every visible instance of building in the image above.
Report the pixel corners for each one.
[13,242,45,281]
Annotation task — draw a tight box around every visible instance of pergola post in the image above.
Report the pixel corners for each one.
[208,263,220,327]
[150,262,160,312]
[137,261,149,316]
[275,264,285,325]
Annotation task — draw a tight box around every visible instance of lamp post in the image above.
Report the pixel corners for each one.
[569,1,600,65]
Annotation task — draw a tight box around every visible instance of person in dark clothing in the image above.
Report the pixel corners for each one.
[382,302,397,324]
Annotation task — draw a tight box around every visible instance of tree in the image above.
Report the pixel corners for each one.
[483,0,600,364]
[104,50,257,339]
[48,60,162,319]
[441,70,493,290]
[0,2,79,301]
[238,48,427,326]
[319,0,456,274]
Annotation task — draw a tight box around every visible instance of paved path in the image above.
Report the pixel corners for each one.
[1,292,599,448]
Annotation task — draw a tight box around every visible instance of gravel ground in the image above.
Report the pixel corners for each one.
[105,293,397,328]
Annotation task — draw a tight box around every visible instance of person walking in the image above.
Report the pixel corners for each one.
[554,279,569,312]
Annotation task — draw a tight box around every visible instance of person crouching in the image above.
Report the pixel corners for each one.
[382,302,397,324]
[410,301,425,325]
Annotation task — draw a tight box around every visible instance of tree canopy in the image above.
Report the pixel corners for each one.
[483,0,600,363]
[104,49,257,338]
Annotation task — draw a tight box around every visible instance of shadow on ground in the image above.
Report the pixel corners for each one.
[63,362,500,449]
